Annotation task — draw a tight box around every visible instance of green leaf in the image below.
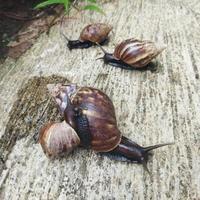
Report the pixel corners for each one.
[35,0,70,11]
[83,4,104,14]
[87,0,97,3]
[34,0,63,9]
[63,0,70,11]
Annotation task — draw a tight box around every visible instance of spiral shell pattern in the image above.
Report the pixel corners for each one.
[39,121,80,157]
[79,23,112,43]
[113,38,166,68]
[64,86,122,152]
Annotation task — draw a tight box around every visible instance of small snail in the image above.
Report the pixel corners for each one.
[62,23,112,50]
[40,83,172,171]
[97,38,166,70]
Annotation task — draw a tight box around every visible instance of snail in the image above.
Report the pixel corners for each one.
[62,23,112,50]
[96,38,166,70]
[39,83,172,172]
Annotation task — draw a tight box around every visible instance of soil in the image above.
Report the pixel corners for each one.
[0,0,61,62]
[0,75,68,174]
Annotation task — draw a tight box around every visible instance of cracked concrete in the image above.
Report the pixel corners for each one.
[0,0,200,199]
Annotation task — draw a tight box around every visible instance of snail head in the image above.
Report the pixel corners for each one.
[47,83,77,114]
[95,42,116,64]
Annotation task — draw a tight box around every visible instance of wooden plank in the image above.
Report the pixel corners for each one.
[0,0,200,199]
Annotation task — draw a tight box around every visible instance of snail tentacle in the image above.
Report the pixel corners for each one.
[95,42,108,54]
[141,159,151,175]
[143,142,174,152]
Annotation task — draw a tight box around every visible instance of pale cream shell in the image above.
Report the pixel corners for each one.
[39,121,80,157]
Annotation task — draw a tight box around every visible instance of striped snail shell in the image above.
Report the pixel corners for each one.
[66,86,121,152]
[39,121,80,157]
[97,38,166,70]
[62,23,112,50]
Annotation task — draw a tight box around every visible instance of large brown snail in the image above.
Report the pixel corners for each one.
[62,23,112,50]
[39,83,172,172]
[97,38,166,70]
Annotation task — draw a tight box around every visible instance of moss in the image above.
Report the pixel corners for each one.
[0,75,69,172]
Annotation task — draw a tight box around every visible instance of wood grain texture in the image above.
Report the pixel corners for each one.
[0,0,200,199]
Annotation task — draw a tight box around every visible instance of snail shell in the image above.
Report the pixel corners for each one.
[113,38,166,68]
[39,121,80,157]
[48,84,121,153]
[79,23,112,43]
[97,38,166,70]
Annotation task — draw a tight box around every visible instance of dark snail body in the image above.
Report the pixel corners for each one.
[67,38,108,50]
[73,107,91,148]
[46,84,172,171]
[97,38,166,70]
[67,40,94,50]
[63,23,112,50]
[102,53,148,71]
[102,136,171,172]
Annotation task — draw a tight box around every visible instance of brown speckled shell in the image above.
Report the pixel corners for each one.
[113,38,165,68]
[79,23,112,43]
[39,121,80,157]
[64,87,121,153]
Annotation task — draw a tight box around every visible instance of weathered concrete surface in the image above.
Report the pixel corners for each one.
[0,0,200,199]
